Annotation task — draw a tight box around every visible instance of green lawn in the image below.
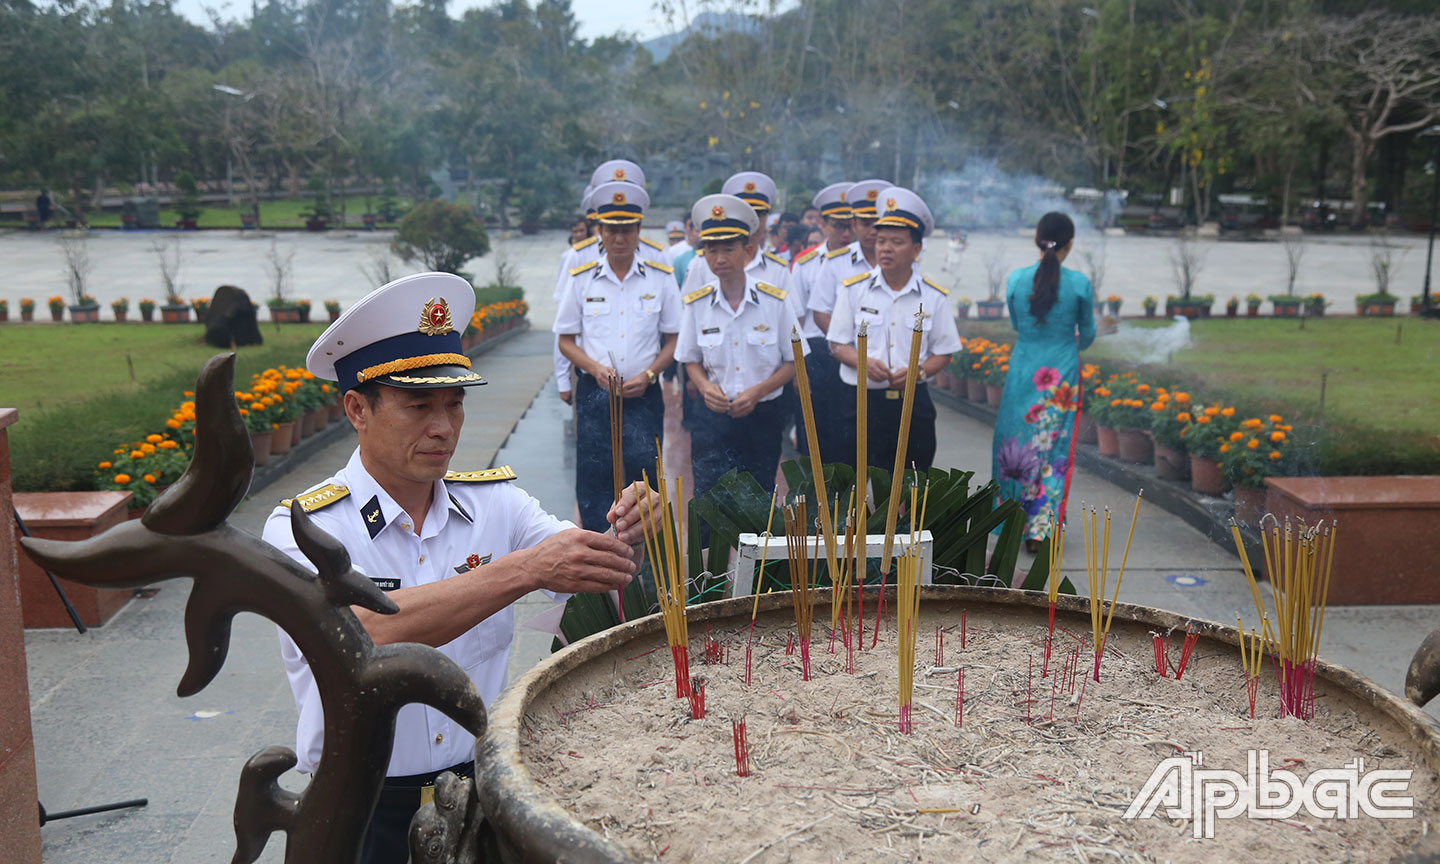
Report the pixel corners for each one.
[83,195,409,229]
[960,316,1440,474]
[3,321,327,492]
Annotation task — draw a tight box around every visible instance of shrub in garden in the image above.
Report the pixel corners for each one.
[392,200,491,275]
[1221,414,1294,489]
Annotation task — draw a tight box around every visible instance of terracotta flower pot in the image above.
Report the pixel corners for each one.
[161,304,191,324]
[113,309,127,322]
[313,407,329,431]
[1114,427,1154,464]
[1246,306,1260,318]
[50,307,64,322]
[300,410,317,438]
[1075,412,1098,445]
[966,377,987,402]
[270,421,296,455]
[292,420,303,448]
[1154,443,1190,481]
[985,384,1003,408]
[1233,485,1266,527]
[329,402,345,423]
[21,308,34,322]
[1190,455,1225,496]
[1096,425,1120,457]
[140,308,154,322]
[250,430,274,466]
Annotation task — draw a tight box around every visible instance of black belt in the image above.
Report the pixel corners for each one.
[383,760,474,791]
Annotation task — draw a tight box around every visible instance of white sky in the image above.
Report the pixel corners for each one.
[168,0,679,42]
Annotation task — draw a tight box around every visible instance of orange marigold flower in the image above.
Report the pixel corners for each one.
[1280,424,1292,432]
[1095,387,1111,397]
[183,391,194,398]
[114,474,132,484]
[1229,431,1244,442]
[1268,414,1283,423]
[141,443,156,454]
[1110,398,1122,407]
[159,440,178,450]
[166,419,182,429]
[1220,443,1230,453]
[1175,393,1191,404]
[1177,412,1192,422]
[130,450,146,459]
[1247,438,1260,450]
[1136,384,1151,394]
[238,408,249,416]
[1196,415,1211,424]
[1270,431,1285,442]
[1203,406,1220,416]
[145,434,163,444]
[1150,401,1167,411]
[143,474,157,484]
[1269,451,1282,461]
[98,461,112,469]
[1220,407,1235,417]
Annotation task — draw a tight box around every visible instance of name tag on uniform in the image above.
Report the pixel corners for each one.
[701,327,721,335]
[860,306,880,315]
[369,576,402,591]
[585,296,607,303]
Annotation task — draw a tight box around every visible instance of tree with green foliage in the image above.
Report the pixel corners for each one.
[392,199,490,276]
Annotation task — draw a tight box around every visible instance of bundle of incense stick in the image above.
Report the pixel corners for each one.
[895,477,929,733]
[746,487,780,686]
[1082,491,1142,682]
[782,497,820,680]
[637,450,691,699]
[731,716,751,777]
[1042,511,1067,677]
[1237,616,1267,719]
[789,327,841,607]
[607,371,624,502]
[877,308,925,637]
[853,321,869,646]
[1230,517,1336,720]
[828,489,862,655]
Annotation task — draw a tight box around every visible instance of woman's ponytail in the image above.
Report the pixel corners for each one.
[1030,212,1075,324]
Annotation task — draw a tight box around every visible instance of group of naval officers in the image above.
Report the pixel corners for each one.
[551,159,963,533]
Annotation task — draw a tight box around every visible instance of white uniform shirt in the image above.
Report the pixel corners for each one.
[805,241,875,329]
[553,255,682,381]
[680,248,790,303]
[826,269,963,389]
[675,274,808,402]
[788,242,851,339]
[664,240,693,266]
[263,448,571,775]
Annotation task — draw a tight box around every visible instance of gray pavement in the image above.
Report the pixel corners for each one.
[25,326,1440,862]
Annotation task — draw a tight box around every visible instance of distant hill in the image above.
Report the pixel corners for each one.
[640,10,758,62]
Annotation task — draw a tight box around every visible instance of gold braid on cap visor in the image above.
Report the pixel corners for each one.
[356,353,472,383]
[875,214,920,229]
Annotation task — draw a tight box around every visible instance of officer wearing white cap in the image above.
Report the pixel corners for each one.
[590,159,670,260]
[827,188,961,472]
[786,181,856,463]
[554,181,682,532]
[263,272,651,864]
[806,178,889,337]
[676,195,806,499]
[553,184,598,406]
[680,171,790,306]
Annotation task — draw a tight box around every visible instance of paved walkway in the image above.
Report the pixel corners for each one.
[25,327,1440,862]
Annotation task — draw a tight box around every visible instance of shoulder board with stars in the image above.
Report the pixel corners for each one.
[824,247,850,260]
[922,277,950,296]
[444,466,518,483]
[684,285,715,305]
[792,248,820,266]
[755,281,787,301]
[569,260,600,277]
[572,235,599,252]
[646,259,674,274]
[763,251,788,267]
[640,236,664,251]
[841,272,872,288]
[280,483,350,514]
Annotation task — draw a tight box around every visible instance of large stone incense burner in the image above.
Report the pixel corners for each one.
[477,587,1440,863]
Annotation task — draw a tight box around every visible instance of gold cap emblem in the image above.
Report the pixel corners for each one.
[711,205,725,219]
[418,297,453,336]
[867,189,880,200]
[612,191,627,205]
[744,181,757,193]
[839,191,848,202]
[885,197,897,209]
[614,168,627,181]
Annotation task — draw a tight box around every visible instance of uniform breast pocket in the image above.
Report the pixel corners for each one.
[453,606,512,671]
[698,328,725,349]
[583,297,611,317]
[634,294,662,316]
[745,328,778,348]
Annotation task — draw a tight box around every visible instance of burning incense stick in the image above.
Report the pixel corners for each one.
[1042,511,1066,677]
[879,308,926,580]
[855,321,869,625]
[638,448,691,699]
[789,327,841,602]
[746,486,780,686]
[1082,491,1143,681]
[782,497,820,680]
[1230,517,1337,720]
[732,716,751,777]
[607,371,624,503]
[894,478,929,734]
[1175,625,1200,680]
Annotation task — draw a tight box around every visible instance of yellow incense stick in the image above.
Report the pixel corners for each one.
[751,485,780,621]
[1100,490,1143,640]
[790,329,841,594]
[880,308,925,576]
[856,320,869,520]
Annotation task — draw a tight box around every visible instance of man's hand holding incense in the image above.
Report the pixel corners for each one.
[608,480,667,548]
[523,528,636,595]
